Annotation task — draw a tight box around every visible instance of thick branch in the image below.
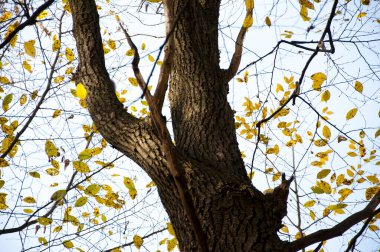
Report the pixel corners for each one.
[290,190,380,251]
[153,0,174,112]
[0,0,55,50]
[120,23,209,252]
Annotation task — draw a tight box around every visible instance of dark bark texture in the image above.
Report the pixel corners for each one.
[69,0,292,251]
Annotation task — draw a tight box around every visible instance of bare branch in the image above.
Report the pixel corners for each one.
[104,227,167,252]
[153,0,174,112]
[224,3,253,81]
[119,23,209,252]
[0,0,55,50]
[344,208,380,252]
[290,190,380,251]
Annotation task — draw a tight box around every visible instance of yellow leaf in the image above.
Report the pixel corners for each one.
[369,225,379,231]
[322,125,331,139]
[311,72,327,91]
[133,235,143,249]
[50,190,66,201]
[24,40,36,57]
[46,168,59,176]
[272,172,281,181]
[2,94,13,112]
[128,77,138,87]
[73,161,90,173]
[338,188,353,201]
[303,200,316,208]
[314,139,327,147]
[295,232,303,240]
[300,5,310,21]
[365,186,379,200]
[0,76,10,84]
[29,171,40,178]
[167,222,176,236]
[0,158,9,167]
[300,0,315,9]
[357,12,367,18]
[75,196,88,207]
[354,81,363,93]
[0,180,4,189]
[76,83,87,99]
[310,210,316,220]
[359,130,365,138]
[0,12,12,22]
[346,169,354,177]
[38,237,48,246]
[141,43,146,50]
[126,49,134,56]
[265,16,271,27]
[54,76,64,84]
[321,90,330,102]
[245,0,254,10]
[347,152,357,157]
[53,226,62,233]
[20,94,28,106]
[375,129,380,138]
[37,10,49,20]
[243,15,253,28]
[23,61,33,73]
[52,109,61,118]
[63,240,74,248]
[23,196,36,204]
[78,149,93,160]
[317,180,331,194]
[0,193,8,210]
[84,184,101,196]
[361,0,370,5]
[23,208,34,214]
[317,169,331,179]
[281,225,289,233]
[108,39,116,50]
[367,175,379,184]
[65,47,74,62]
[31,90,38,100]
[346,108,358,120]
[101,214,107,222]
[276,84,284,93]
[52,39,61,52]
[45,140,58,157]
[146,181,156,188]
[148,54,155,62]
[38,217,52,226]
[167,237,178,251]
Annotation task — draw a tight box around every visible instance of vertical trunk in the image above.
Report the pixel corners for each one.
[163,1,291,251]
[69,0,292,251]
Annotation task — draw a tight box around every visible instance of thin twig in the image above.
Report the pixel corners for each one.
[0,0,56,50]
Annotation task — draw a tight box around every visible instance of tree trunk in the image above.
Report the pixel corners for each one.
[69,0,292,251]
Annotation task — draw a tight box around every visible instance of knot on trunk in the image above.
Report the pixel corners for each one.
[264,173,294,230]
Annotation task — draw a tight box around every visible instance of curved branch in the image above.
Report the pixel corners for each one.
[344,208,380,252]
[290,190,380,251]
[0,0,55,50]
[119,22,209,252]
[104,227,167,252]
[224,3,253,81]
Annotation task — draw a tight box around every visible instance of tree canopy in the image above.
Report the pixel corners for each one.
[0,0,379,251]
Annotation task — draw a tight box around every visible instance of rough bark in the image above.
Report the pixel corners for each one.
[69,0,292,251]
